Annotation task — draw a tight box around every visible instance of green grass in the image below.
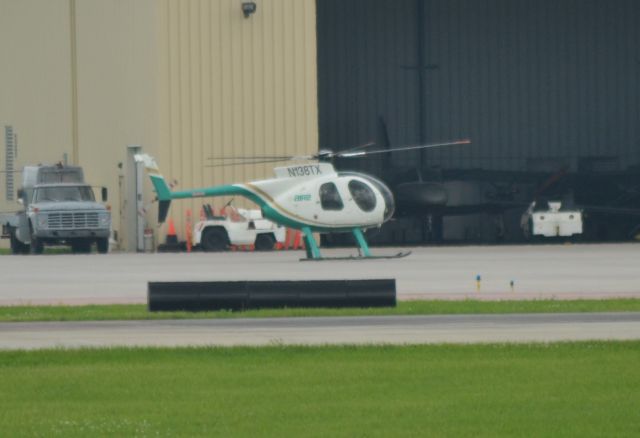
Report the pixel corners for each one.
[1,298,640,322]
[0,342,639,436]
[0,247,71,255]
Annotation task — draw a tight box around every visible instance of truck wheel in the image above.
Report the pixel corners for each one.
[29,236,44,255]
[96,237,109,254]
[9,230,24,255]
[201,228,228,252]
[254,233,276,251]
[9,230,22,254]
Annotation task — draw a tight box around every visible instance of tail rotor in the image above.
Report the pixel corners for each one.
[134,154,173,223]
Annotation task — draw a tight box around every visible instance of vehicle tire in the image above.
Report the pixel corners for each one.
[568,234,582,244]
[71,239,92,254]
[96,237,109,254]
[9,229,22,254]
[254,233,276,251]
[29,236,44,255]
[201,227,229,252]
[9,229,24,255]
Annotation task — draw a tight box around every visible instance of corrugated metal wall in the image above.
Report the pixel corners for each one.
[74,0,160,249]
[0,0,73,216]
[318,0,420,175]
[158,0,318,230]
[0,0,162,249]
[1,1,318,248]
[318,0,640,173]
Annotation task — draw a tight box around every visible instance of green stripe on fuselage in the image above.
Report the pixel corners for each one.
[169,184,362,233]
[170,184,246,200]
[259,204,359,233]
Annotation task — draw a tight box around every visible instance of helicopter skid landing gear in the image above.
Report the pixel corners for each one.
[299,227,412,261]
[300,251,412,262]
[301,226,321,259]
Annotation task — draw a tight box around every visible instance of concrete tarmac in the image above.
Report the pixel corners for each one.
[0,243,639,305]
[1,313,639,350]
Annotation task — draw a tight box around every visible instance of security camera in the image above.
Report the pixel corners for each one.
[242,2,257,18]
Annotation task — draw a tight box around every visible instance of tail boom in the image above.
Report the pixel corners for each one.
[135,153,248,224]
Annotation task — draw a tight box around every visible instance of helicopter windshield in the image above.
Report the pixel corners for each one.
[339,172,395,221]
[348,179,376,212]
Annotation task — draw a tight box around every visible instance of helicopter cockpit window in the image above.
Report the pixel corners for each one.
[348,179,376,212]
[319,182,343,210]
[339,171,395,222]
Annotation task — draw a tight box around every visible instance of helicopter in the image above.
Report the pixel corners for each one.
[134,139,469,260]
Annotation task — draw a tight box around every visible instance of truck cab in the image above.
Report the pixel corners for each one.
[1,163,111,254]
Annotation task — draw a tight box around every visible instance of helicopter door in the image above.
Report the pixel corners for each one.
[315,181,349,226]
[319,182,344,211]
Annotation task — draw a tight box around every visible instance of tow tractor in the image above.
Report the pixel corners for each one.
[193,204,286,251]
[521,200,583,239]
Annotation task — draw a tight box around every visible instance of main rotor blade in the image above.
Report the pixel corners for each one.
[208,155,296,160]
[337,139,471,158]
[335,141,376,155]
[205,157,305,168]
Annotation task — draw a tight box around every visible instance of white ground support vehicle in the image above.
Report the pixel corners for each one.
[193,206,286,252]
[522,201,583,239]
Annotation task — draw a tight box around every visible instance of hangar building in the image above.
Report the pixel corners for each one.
[2,0,639,250]
[1,0,317,251]
[318,0,640,243]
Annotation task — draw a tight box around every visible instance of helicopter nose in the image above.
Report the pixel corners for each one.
[377,182,395,222]
[383,193,395,222]
[353,173,395,223]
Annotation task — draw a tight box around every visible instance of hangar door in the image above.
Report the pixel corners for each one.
[318,0,640,173]
[317,0,640,242]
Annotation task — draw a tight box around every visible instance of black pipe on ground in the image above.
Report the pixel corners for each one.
[148,279,396,311]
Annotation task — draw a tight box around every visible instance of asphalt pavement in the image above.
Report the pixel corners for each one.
[1,313,639,350]
[0,243,639,305]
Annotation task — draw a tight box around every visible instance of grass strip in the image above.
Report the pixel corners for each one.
[1,298,640,322]
[0,342,639,437]
[0,247,70,255]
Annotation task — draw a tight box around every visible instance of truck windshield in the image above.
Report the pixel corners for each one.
[33,186,95,203]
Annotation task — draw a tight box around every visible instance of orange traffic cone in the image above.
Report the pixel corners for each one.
[292,230,302,249]
[185,209,193,253]
[285,228,295,249]
[166,218,178,245]
[158,218,182,252]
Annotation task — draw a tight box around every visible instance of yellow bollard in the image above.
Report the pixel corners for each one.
[476,274,481,292]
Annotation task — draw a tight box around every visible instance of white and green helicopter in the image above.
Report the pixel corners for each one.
[135,139,469,260]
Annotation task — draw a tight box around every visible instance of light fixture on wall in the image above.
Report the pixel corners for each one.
[242,2,257,18]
